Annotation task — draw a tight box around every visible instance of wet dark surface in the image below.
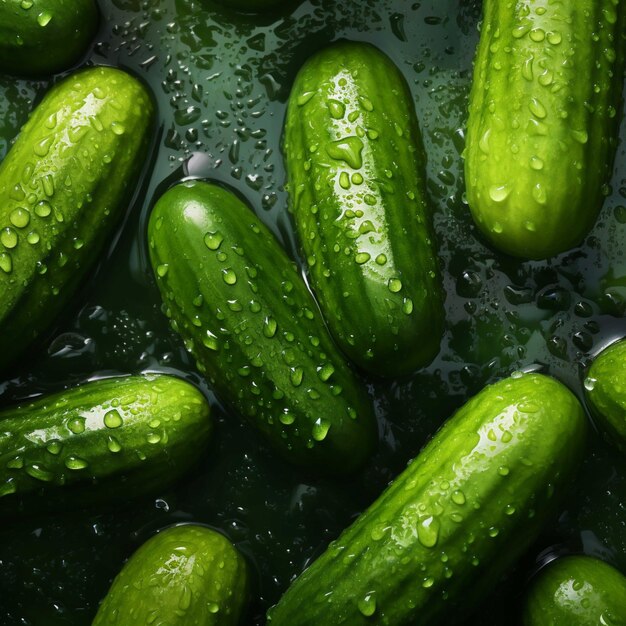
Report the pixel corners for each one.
[0,0,625,624]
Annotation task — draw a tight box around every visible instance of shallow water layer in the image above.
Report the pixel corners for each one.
[0,0,625,624]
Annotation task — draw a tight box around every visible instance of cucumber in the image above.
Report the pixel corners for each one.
[585,338,626,453]
[465,1,626,259]
[148,180,377,474]
[267,373,587,625]
[93,524,248,626]
[0,375,212,511]
[0,66,153,372]
[523,555,626,625]
[0,0,98,77]
[284,41,443,376]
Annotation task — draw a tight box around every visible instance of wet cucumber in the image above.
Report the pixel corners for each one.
[585,338,626,453]
[284,42,443,376]
[148,180,377,474]
[267,373,586,625]
[93,524,248,626]
[0,375,212,511]
[0,66,153,372]
[465,1,626,259]
[0,0,98,77]
[523,555,626,625]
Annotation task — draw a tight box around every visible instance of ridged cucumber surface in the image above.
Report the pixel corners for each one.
[523,555,626,626]
[268,373,586,625]
[284,41,443,376]
[0,375,212,511]
[93,524,248,626]
[0,0,98,77]
[148,180,377,474]
[585,338,626,454]
[465,1,626,259]
[0,66,153,372]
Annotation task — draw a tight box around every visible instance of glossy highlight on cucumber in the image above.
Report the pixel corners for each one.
[0,0,99,77]
[0,66,154,372]
[268,373,586,625]
[284,41,443,376]
[148,180,377,474]
[0,375,212,513]
[465,0,626,259]
[93,524,248,626]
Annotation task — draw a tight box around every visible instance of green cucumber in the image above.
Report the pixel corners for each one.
[148,180,377,474]
[585,338,626,453]
[523,555,626,625]
[0,0,98,77]
[93,524,248,626]
[465,1,626,259]
[0,66,153,372]
[0,375,212,511]
[267,373,586,625]
[284,41,443,376]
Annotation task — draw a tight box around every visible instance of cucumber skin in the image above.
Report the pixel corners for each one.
[0,66,153,372]
[268,373,587,626]
[585,339,626,453]
[0,375,212,512]
[284,42,443,376]
[0,0,98,77]
[93,524,248,626]
[523,556,626,626]
[465,1,626,259]
[148,181,377,475]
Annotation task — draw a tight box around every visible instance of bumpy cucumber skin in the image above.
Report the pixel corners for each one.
[0,375,212,510]
[284,42,443,376]
[0,66,153,372]
[268,373,587,626]
[465,1,626,259]
[585,339,626,453]
[0,0,98,77]
[148,181,377,474]
[523,556,626,626]
[93,524,248,626]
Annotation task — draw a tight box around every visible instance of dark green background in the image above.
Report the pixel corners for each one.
[0,0,625,624]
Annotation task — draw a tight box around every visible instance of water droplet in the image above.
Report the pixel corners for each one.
[46,440,62,455]
[451,490,466,505]
[1,228,17,249]
[355,252,370,264]
[104,409,123,429]
[147,433,161,444]
[290,367,304,387]
[317,363,335,381]
[263,317,277,338]
[204,231,224,250]
[279,412,295,425]
[65,456,88,470]
[67,417,86,434]
[327,99,346,119]
[111,122,126,135]
[37,10,52,26]
[357,592,377,617]
[584,376,596,391]
[10,207,30,228]
[325,136,364,170]
[388,278,403,293]
[0,252,14,273]
[222,268,237,285]
[107,436,122,453]
[157,264,169,277]
[375,254,387,266]
[418,516,440,548]
[422,577,435,589]
[312,418,331,441]
[34,201,52,217]
[25,464,53,482]
[488,184,511,203]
